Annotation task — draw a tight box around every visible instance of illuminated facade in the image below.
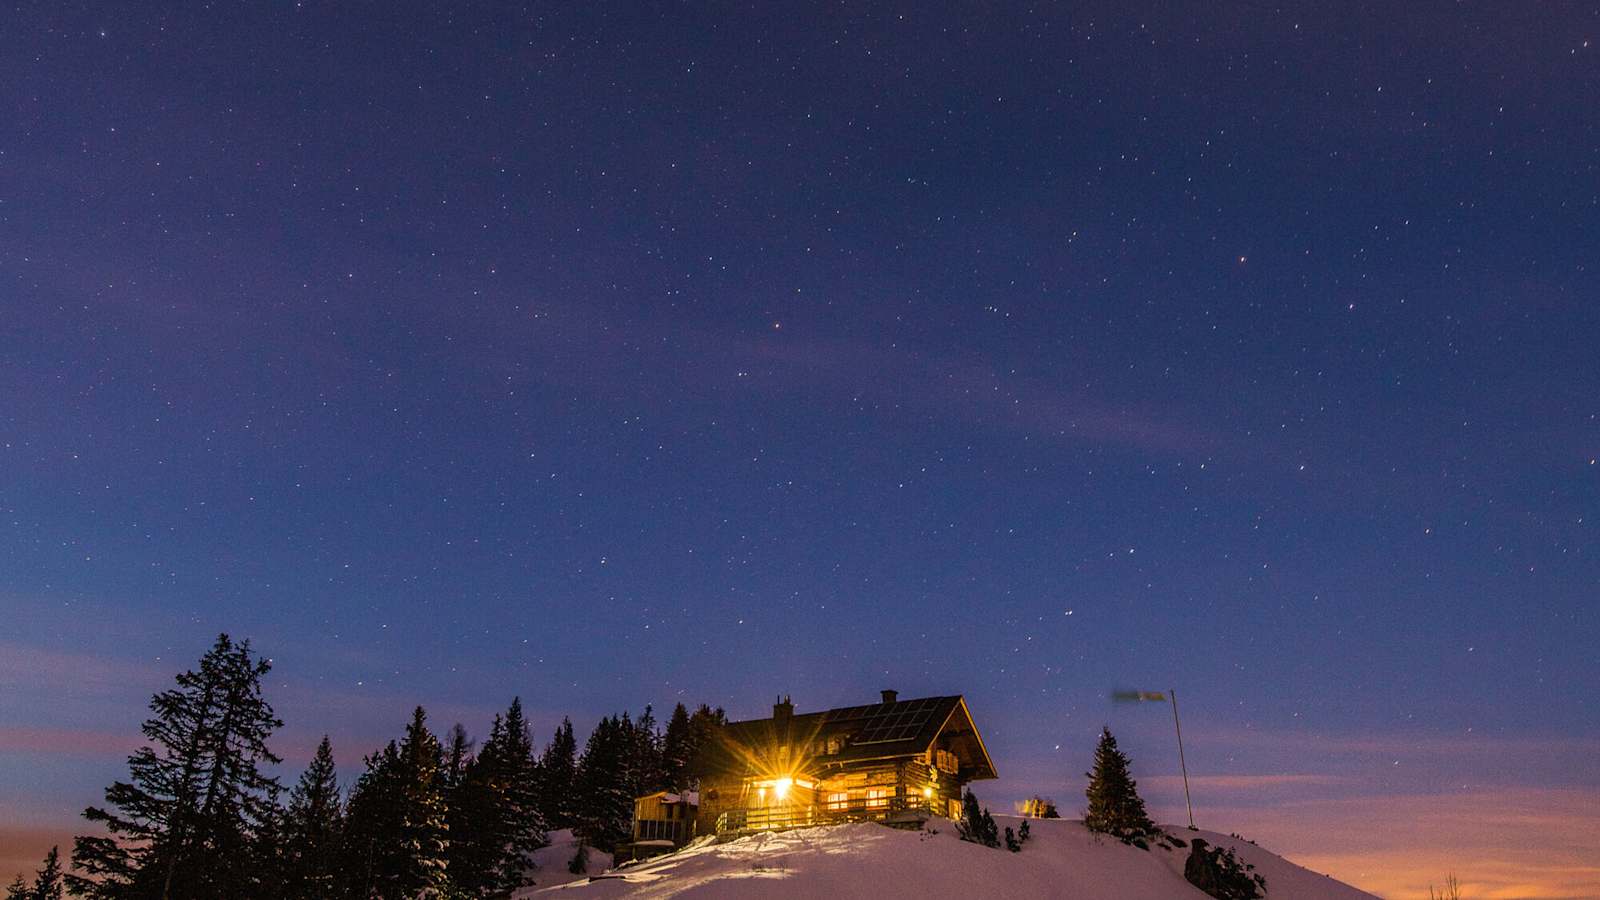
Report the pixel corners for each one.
[694,691,998,836]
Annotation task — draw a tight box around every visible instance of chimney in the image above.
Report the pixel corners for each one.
[881,689,898,704]
[773,694,794,722]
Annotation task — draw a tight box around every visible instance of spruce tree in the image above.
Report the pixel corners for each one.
[537,718,579,831]
[1084,727,1159,848]
[682,704,727,789]
[573,715,633,851]
[342,739,403,898]
[33,846,64,900]
[69,633,283,899]
[660,704,693,793]
[446,717,496,896]
[5,847,63,900]
[442,723,474,793]
[282,736,342,899]
[395,707,451,895]
[342,708,451,897]
[566,838,588,876]
[449,699,548,897]
[491,697,547,894]
[630,706,664,796]
[957,789,999,848]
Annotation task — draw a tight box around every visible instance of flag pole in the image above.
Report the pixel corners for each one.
[1170,687,1195,830]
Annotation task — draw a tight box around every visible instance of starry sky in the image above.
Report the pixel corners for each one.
[2,3,1598,897]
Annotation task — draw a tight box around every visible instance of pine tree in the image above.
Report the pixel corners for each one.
[32,846,64,900]
[682,704,727,789]
[342,739,403,898]
[957,789,999,848]
[446,717,496,896]
[395,707,451,895]
[442,723,474,793]
[282,736,342,899]
[1084,727,1159,848]
[660,704,693,792]
[3,848,63,900]
[449,699,548,897]
[573,715,634,851]
[69,633,283,899]
[342,708,452,898]
[491,697,547,894]
[537,718,579,831]
[566,838,588,876]
[630,705,664,795]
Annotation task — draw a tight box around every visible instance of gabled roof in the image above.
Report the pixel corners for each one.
[716,694,997,781]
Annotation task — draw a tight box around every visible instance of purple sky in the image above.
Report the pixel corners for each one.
[3,3,1597,897]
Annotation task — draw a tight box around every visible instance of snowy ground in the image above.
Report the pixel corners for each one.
[532,817,1378,899]
[515,830,617,895]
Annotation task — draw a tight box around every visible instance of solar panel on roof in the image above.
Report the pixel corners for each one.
[851,697,945,745]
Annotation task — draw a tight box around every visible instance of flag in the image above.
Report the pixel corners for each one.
[1111,690,1167,703]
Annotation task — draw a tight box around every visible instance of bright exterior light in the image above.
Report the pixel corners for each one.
[774,776,793,799]
[922,786,933,798]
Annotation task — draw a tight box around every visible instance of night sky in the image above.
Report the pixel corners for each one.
[3,3,1598,897]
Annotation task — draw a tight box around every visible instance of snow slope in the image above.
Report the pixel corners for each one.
[516,830,617,895]
[536,817,1377,899]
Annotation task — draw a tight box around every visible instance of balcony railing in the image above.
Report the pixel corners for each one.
[714,796,937,835]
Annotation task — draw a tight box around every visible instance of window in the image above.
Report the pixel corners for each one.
[825,792,848,810]
[866,788,889,809]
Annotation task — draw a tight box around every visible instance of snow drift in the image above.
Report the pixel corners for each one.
[531,817,1377,899]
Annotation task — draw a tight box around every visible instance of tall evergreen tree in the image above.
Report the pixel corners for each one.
[341,708,451,898]
[682,705,728,789]
[448,698,547,897]
[536,719,579,831]
[445,718,494,896]
[441,724,474,794]
[69,634,283,899]
[341,739,402,898]
[659,704,693,792]
[1084,727,1159,848]
[282,736,342,899]
[395,707,452,895]
[490,698,547,895]
[629,706,664,796]
[573,715,634,851]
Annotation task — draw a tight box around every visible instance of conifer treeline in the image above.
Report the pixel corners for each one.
[58,634,725,899]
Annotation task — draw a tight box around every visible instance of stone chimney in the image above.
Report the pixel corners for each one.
[881,689,898,704]
[773,694,794,722]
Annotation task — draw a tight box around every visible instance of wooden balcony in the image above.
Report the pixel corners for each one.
[714,796,937,836]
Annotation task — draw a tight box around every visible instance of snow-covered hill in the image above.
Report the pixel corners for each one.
[517,831,617,895]
[532,818,1377,899]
